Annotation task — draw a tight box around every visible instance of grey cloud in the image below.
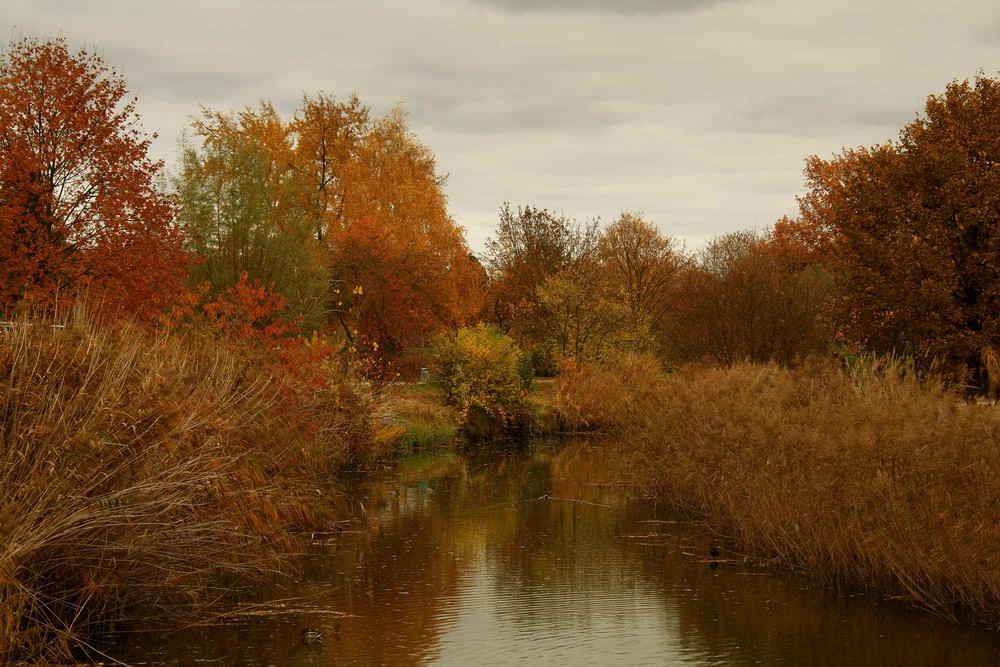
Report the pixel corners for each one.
[9,0,1000,254]
[466,0,737,14]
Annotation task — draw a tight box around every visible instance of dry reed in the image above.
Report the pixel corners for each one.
[551,352,663,433]
[557,354,1000,627]
[0,305,372,662]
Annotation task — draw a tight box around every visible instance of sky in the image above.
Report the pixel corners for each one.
[6,0,1000,254]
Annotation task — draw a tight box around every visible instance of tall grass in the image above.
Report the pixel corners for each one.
[551,353,663,432]
[0,306,372,662]
[556,354,1000,627]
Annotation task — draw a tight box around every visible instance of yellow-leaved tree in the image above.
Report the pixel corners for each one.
[176,95,485,377]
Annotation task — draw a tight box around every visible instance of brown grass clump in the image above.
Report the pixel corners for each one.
[559,354,1000,627]
[0,306,372,663]
[552,352,664,432]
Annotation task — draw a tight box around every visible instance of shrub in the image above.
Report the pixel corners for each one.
[429,324,531,437]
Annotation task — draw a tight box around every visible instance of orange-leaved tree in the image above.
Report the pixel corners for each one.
[0,36,188,318]
[290,93,370,241]
[329,108,484,378]
[800,74,1000,382]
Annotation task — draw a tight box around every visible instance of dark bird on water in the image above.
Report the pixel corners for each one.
[301,628,323,645]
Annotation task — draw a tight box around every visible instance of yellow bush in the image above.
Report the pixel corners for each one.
[429,324,532,437]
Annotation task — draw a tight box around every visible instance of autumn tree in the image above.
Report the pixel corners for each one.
[329,108,484,377]
[175,102,328,332]
[290,93,369,241]
[177,96,483,374]
[483,203,598,349]
[667,230,832,366]
[0,36,188,316]
[595,211,680,353]
[801,74,1000,383]
[537,261,632,361]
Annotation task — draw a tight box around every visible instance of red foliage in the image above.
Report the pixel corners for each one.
[330,217,432,378]
[768,215,836,269]
[0,36,189,319]
[800,75,1000,373]
[201,272,302,345]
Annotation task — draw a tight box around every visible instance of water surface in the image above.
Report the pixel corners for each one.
[111,439,1000,665]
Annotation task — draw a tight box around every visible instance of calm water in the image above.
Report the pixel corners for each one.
[111,439,1000,666]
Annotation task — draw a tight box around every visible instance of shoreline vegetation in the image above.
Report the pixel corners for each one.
[0,310,551,663]
[5,311,1000,662]
[553,353,1000,629]
[0,308,376,663]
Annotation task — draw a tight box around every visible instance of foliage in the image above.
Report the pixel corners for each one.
[799,73,1000,384]
[200,271,302,344]
[428,324,531,436]
[175,103,328,332]
[329,108,485,378]
[483,203,598,343]
[595,211,680,343]
[769,214,835,269]
[666,230,833,366]
[536,263,640,361]
[487,209,678,366]
[178,97,484,378]
[290,92,370,241]
[0,36,189,318]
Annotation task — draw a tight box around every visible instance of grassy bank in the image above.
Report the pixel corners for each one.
[555,354,1000,627]
[0,309,374,663]
[375,383,460,451]
[376,377,560,452]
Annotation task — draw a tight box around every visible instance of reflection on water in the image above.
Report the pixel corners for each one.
[111,439,1000,666]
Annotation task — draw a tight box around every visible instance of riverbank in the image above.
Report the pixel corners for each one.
[12,320,998,662]
[375,377,561,452]
[553,354,1000,628]
[0,312,376,663]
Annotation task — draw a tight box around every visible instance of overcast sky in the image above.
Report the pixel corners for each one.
[6,0,1000,253]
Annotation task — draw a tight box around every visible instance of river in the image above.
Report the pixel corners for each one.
[110,438,1000,665]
